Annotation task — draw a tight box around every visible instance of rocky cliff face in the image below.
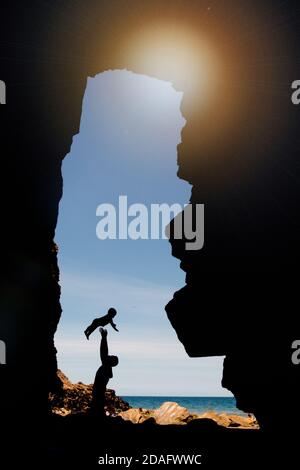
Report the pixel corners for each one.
[49,370,130,416]
[1,0,299,431]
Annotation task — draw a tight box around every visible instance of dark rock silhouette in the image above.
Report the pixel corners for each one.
[0,1,300,464]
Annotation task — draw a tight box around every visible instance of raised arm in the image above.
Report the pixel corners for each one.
[100,328,109,364]
[110,320,119,332]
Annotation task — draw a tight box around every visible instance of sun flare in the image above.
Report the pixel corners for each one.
[124,22,220,106]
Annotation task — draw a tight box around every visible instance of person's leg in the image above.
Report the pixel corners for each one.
[84,318,101,339]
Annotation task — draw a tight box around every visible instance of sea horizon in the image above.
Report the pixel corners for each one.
[121,396,248,416]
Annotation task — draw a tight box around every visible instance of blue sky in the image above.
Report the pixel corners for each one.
[55,70,230,396]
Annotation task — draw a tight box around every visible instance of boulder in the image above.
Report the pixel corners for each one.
[198,411,259,429]
[119,402,259,429]
[153,402,195,425]
[119,408,152,424]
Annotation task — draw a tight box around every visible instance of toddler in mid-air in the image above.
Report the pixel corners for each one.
[84,308,119,340]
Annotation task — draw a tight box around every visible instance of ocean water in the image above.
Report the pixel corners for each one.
[121,397,247,416]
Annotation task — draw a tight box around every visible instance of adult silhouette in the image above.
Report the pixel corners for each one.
[90,328,119,417]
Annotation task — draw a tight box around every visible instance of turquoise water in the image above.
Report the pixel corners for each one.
[122,397,246,416]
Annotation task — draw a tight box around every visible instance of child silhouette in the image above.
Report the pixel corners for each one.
[84,308,119,340]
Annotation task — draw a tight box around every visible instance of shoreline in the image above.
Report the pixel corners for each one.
[119,401,259,429]
[50,372,259,429]
[121,395,248,417]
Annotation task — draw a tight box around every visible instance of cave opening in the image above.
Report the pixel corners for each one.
[54,69,234,417]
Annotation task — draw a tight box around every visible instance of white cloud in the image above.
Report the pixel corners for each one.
[55,271,230,396]
[55,335,230,396]
[56,337,184,360]
[59,270,175,316]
